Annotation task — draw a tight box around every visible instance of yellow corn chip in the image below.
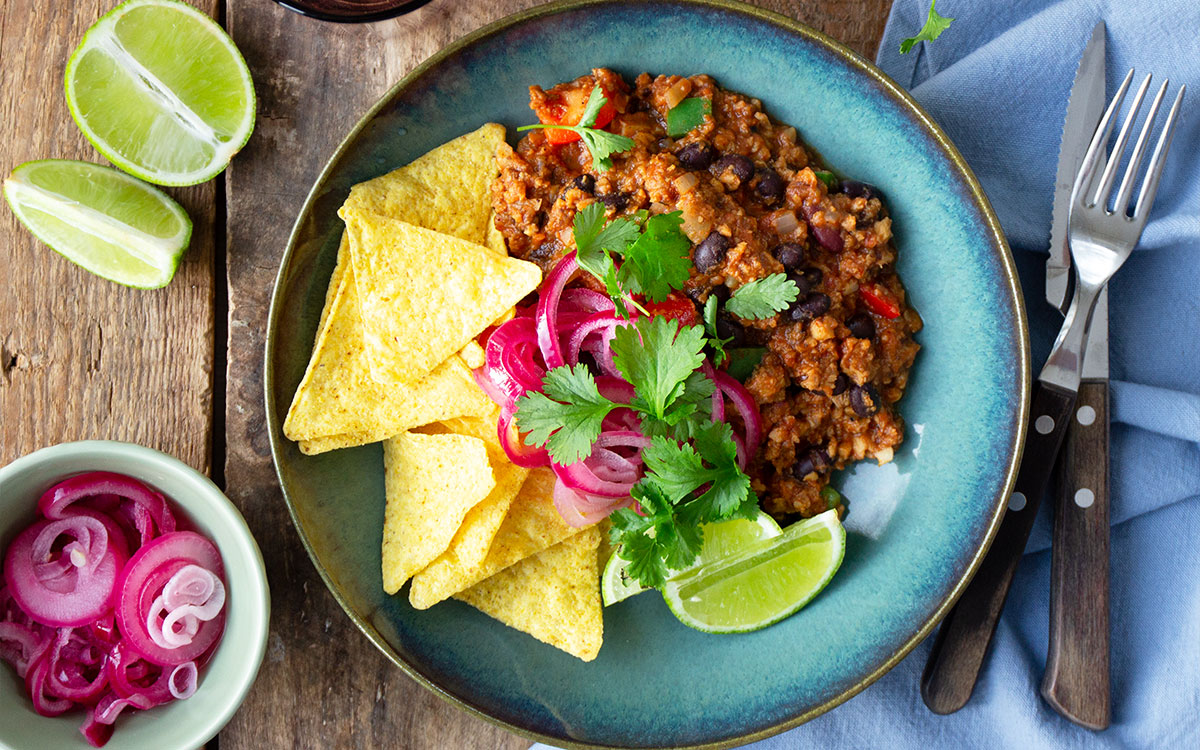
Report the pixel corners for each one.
[431,406,501,448]
[455,526,602,662]
[342,124,505,244]
[282,233,493,451]
[342,212,541,385]
[439,445,530,571]
[381,432,495,594]
[458,339,486,370]
[409,467,593,609]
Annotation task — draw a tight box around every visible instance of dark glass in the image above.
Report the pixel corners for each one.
[272,0,435,23]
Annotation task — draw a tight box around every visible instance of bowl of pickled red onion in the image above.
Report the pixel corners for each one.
[0,441,268,750]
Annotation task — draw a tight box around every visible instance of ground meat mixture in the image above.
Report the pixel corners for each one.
[491,69,921,520]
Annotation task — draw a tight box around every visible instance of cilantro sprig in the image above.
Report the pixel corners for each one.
[511,314,759,590]
[514,364,620,465]
[899,0,954,54]
[725,273,800,319]
[666,96,712,137]
[703,295,733,366]
[517,86,635,170]
[571,202,693,316]
[610,422,758,588]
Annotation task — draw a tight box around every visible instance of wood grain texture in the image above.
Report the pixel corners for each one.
[220,2,891,748]
[0,0,216,474]
[1043,379,1111,730]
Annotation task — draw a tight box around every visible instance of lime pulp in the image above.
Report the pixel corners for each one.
[661,509,845,634]
[3,160,192,288]
[64,0,255,186]
[600,510,782,606]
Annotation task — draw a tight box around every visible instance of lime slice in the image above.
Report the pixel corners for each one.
[662,509,845,634]
[601,510,782,606]
[3,160,192,288]
[64,0,255,186]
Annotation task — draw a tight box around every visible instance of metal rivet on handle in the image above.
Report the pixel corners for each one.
[1076,405,1096,425]
[1035,415,1055,434]
[1008,492,1027,511]
[1074,488,1095,508]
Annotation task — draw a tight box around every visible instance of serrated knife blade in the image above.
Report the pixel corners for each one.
[1046,21,1107,313]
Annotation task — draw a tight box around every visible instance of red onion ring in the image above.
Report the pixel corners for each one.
[5,519,126,628]
[711,369,762,453]
[497,408,551,468]
[535,252,580,369]
[39,472,175,540]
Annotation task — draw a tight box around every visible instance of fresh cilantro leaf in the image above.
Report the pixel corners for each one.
[899,0,954,54]
[640,435,709,502]
[578,128,636,171]
[517,86,635,171]
[611,316,707,420]
[666,97,712,137]
[572,202,642,317]
[702,295,732,366]
[725,273,800,319]
[724,347,767,382]
[640,370,714,441]
[513,364,618,464]
[617,211,692,302]
[686,421,758,521]
[577,85,607,128]
[813,169,839,190]
[611,482,705,589]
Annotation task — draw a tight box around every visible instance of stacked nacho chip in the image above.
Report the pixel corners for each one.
[283,125,604,661]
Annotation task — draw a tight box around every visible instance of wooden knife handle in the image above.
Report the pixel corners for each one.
[1042,379,1111,729]
[921,380,1076,714]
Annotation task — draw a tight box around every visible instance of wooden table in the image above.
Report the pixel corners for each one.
[0,1,890,746]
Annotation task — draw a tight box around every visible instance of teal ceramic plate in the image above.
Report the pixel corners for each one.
[265,1,1029,747]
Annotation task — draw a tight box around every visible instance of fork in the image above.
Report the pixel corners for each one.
[921,69,1185,716]
[1039,69,1185,726]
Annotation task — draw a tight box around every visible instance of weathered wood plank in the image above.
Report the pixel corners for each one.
[220,2,890,748]
[0,0,216,474]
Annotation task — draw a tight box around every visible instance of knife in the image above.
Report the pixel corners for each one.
[1042,20,1111,731]
[920,22,1108,716]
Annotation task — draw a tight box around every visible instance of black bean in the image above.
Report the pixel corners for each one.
[755,168,786,203]
[774,242,805,271]
[715,154,753,182]
[786,271,811,298]
[676,141,717,170]
[694,231,731,273]
[709,284,731,304]
[715,315,746,347]
[846,312,876,339]
[792,447,831,479]
[655,137,676,151]
[787,292,831,323]
[841,179,882,201]
[597,192,630,211]
[801,266,823,290]
[849,383,880,418]
[832,373,849,396]
[571,174,596,194]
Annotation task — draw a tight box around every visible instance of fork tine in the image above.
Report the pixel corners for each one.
[1133,84,1186,222]
[1092,73,1153,209]
[1113,79,1170,217]
[1074,69,1134,208]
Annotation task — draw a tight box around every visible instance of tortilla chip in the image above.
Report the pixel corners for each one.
[282,234,493,451]
[441,445,530,571]
[455,526,602,662]
[381,432,495,594]
[458,339,486,370]
[342,212,541,385]
[430,406,502,448]
[484,212,508,256]
[409,467,593,609]
[342,124,505,245]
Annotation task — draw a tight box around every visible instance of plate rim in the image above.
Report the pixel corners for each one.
[263,1,1031,747]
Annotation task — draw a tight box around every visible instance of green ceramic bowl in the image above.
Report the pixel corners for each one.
[266,1,1029,747]
[0,441,269,750]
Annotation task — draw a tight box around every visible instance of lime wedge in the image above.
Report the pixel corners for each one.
[3,160,192,288]
[601,510,781,606]
[662,509,845,634]
[64,0,255,186]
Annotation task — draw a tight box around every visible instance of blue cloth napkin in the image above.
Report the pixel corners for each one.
[534,2,1200,747]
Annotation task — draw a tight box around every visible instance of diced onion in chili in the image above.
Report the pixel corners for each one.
[664,78,693,109]
[673,172,699,194]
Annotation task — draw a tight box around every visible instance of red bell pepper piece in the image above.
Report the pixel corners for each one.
[859,283,901,319]
[534,84,617,145]
[643,293,699,327]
